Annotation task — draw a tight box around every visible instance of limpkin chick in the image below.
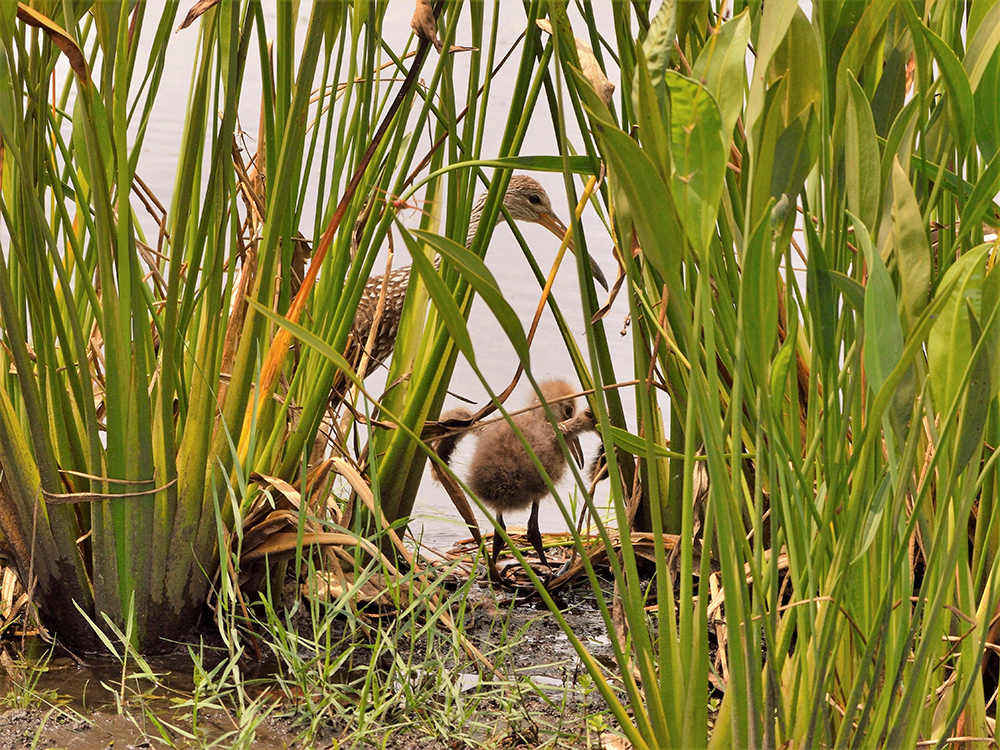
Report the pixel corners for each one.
[350,176,608,369]
[439,380,596,570]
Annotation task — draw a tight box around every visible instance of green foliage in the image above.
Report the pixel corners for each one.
[5,2,1000,747]
[538,1,1000,747]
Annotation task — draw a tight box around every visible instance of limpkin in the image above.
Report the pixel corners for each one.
[436,380,596,569]
[349,175,608,369]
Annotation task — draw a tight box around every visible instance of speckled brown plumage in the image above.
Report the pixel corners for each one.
[351,266,413,368]
[348,175,607,371]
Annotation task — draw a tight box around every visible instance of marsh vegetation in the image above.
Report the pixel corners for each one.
[2,0,1000,747]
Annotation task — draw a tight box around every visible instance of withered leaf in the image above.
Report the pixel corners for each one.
[537,18,615,107]
[411,0,443,52]
[16,4,88,79]
[177,0,222,31]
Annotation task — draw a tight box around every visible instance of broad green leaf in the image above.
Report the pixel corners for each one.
[691,9,750,140]
[829,271,866,313]
[958,149,1000,248]
[744,9,820,235]
[965,1,1000,92]
[745,0,797,139]
[571,62,620,131]
[676,0,706,49]
[844,73,880,233]
[583,114,686,310]
[665,72,726,254]
[928,244,991,415]
[835,0,895,99]
[856,212,904,395]
[0,0,14,32]
[973,43,1000,160]
[883,157,931,327]
[880,96,920,191]
[856,209,916,437]
[411,229,530,363]
[985,256,1000,393]
[768,8,822,126]
[954,300,992,469]
[748,76,818,231]
[818,1,864,90]
[748,7,820,184]
[969,0,997,39]
[805,216,838,369]
[870,27,911,138]
[908,11,974,157]
[741,201,778,388]
[768,332,795,423]
[746,77,787,231]
[0,43,13,131]
[634,44,672,183]
[852,472,892,564]
[769,105,818,201]
[639,0,675,96]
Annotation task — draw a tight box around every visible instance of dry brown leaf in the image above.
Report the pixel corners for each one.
[16,4,88,79]
[304,570,387,605]
[411,0,442,52]
[0,567,26,626]
[251,471,302,509]
[600,731,633,750]
[537,18,615,107]
[177,0,222,31]
[241,510,300,552]
[409,0,476,55]
[241,531,361,563]
[41,477,175,505]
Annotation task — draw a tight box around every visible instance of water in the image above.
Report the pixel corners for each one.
[0,643,296,749]
[131,2,636,548]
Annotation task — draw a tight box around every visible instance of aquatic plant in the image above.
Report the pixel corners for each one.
[3,1,1000,747]
[0,1,453,651]
[502,2,1000,747]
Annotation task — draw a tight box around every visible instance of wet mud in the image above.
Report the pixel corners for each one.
[0,577,623,749]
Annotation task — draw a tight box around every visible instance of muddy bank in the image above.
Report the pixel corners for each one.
[0,706,303,749]
[0,577,626,749]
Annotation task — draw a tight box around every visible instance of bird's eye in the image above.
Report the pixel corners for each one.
[528,193,542,205]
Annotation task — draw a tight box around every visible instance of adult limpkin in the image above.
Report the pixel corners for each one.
[349,175,608,369]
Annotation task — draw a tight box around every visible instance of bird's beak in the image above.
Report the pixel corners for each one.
[568,434,585,469]
[535,212,610,292]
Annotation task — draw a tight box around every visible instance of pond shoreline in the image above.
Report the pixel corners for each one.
[0,571,625,749]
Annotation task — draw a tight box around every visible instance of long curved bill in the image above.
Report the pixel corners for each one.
[535,212,610,292]
[568,434,585,468]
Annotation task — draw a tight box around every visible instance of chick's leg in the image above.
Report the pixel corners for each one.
[527,500,549,569]
[492,512,507,564]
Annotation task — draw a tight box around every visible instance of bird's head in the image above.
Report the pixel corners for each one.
[482,174,609,290]
[502,175,560,225]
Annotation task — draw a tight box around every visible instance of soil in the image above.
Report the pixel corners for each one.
[0,574,627,749]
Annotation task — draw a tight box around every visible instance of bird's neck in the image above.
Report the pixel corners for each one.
[466,191,498,248]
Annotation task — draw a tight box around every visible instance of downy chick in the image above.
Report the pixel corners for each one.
[435,380,595,569]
